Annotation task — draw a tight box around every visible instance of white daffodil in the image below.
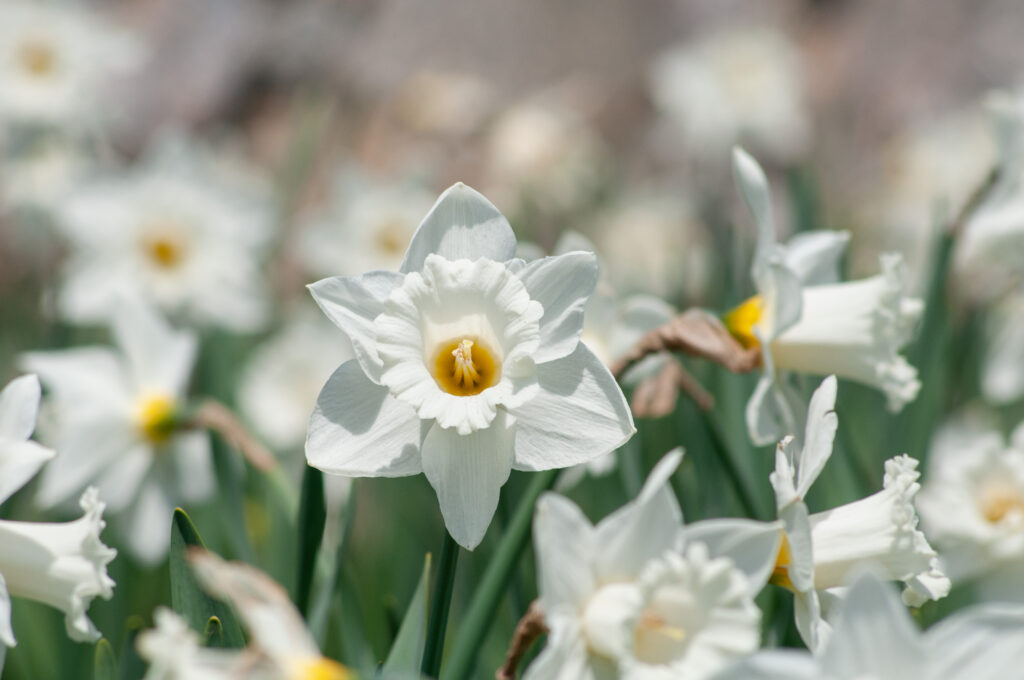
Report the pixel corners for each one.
[526,450,779,680]
[726,148,922,445]
[767,376,948,653]
[138,550,352,680]
[0,0,142,128]
[54,134,275,331]
[0,375,116,673]
[649,26,810,164]
[307,183,635,550]
[22,297,214,564]
[297,170,438,278]
[917,424,1024,600]
[712,570,1024,680]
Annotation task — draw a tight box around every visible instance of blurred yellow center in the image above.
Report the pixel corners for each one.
[636,610,687,643]
[136,394,178,444]
[18,40,57,77]
[434,338,498,396]
[288,657,352,680]
[769,532,795,590]
[723,294,763,350]
[374,220,407,255]
[979,484,1024,524]
[140,226,188,270]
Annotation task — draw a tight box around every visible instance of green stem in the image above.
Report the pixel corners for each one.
[421,530,460,678]
[701,411,769,520]
[441,469,559,680]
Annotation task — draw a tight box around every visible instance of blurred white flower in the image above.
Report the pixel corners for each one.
[713,570,1024,680]
[22,297,214,564]
[0,132,85,213]
[298,170,437,278]
[138,550,352,680]
[0,375,116,670]
[768,376,948,652]
[728,148,921,445]
[649,26,810,164]
[981,292,1024,404]
[394,70,495,137]
[0,0,142,128]
[54,135,276,331]
[484,86,608,215]
[526,450,775,680]
[590,189,712,302]
[918,425,1024,600]
[238,315,354,452]
[306,183,634,549]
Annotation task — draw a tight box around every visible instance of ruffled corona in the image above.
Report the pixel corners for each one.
[0,487,116,643]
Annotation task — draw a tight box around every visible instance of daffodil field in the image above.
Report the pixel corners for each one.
[4,2,1024,679]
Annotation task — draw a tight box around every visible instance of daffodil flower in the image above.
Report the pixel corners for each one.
[727,148,922,445]
[0,375,116,673]
[22,297,213,564]
[525,450,780,680]
[306,183,635,549]
[767,376,948,652]
[712,570,1024,680]
[138,550,353,680]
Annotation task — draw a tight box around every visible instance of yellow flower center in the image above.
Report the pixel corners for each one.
[288,656,353,680]
[374,219,408,255]
[18,40,57,78]
[136,393,178,444]
[723,295,763,350]
[979,484,1024,524]
[434,338,499,396]
[140,226,189,270]
[768,531,795,590]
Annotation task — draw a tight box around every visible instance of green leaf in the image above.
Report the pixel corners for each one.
[168,508,246,648]
[92,638,117,680]
[383,553,432,673]
[295,465,326,617]
[202,616,226,648]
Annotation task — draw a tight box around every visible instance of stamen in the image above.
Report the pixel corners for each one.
[140,227,188,270]
[434,337,499,396]
[136,394,178,444]
[979,484,1024,524]
[637,611,687,642]
[452,339,480,387]
[769,531,795,590]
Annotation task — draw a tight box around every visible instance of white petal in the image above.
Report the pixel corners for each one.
[927,603,1024,680]
[0,374,42,442]
[731,147,775,259]
[0,574,13,648]
[522,616,597,680]
[169,432,215,504]
[189,551,320,663]
[35,416,138,508]
[678,518,784,598]
[0,441,56,507]
[756,258,804,341]
[783,231,850,286]
[93,444,151,513]
[0,487,116,642]
[399,183,516,274]
[124,477,174,565]
[516,251,599,363]
[308,270,405,383]
[420,413,515,550]
[820,572,924,678]
[792,590,829,654]
[745,374,805,447]
[510,343,634,471]
[779,501,815,594]
[795,375,838,498]
[306,360,423,477]
[709,649,819,680]
[21,348,130,408]
[593,450,683,582]
[110,296,197,396]
[534,493,598,612]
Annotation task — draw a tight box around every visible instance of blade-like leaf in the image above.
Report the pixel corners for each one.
[202,616,226,648]
[383,553,432,673]
[295,465,326,617]
[93,638,117,680]
[168,508,246,648]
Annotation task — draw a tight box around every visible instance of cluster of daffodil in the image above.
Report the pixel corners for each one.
[6,1,1024,679]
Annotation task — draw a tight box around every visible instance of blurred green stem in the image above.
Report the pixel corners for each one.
[700,410,771,520]
[441,469,559,680]
[421,531,460,678]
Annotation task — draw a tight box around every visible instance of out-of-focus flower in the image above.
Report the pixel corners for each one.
[767,376,948,652]
[526,450,777,680]
[0,375,116,671]
[0,0,142,129]
[980,291,1024,404]
[484,86,609,216]
[54,135,276,332]
[649,26,810,164]
[918,424,1024,600]
[590,189,711,302]
[394,70,495,138]
[727,148,921,445]
[138,550,351,680]
[0,132,85,213]
[239,315,354,453]
[298,170,437,278]
[22,297,213,564]
[712,570,1024,680]
[306,183,634,549]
